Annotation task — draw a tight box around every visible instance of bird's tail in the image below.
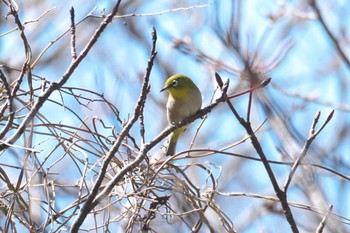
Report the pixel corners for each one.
[165,127,185,156]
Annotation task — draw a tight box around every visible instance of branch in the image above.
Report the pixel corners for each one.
[309,0,350,68]
[316,205,333,233]
[70,6,77,60]
[283,110,334,191]
[69,25,157,232]
[91,77,228,205]
[69,72,233,232]
[6,0,34,102]
[31,6,98,68]
[215,72,299,232]
[87,73,269,222]
[0,0,123,152]
[0,70,14,140]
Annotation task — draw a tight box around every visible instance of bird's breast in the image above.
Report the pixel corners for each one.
[166,90,202,124]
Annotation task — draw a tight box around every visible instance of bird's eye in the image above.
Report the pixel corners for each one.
[172,79,178,87]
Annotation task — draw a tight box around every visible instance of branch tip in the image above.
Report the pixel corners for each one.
[315,110,321,121]
[222,79,229,94]
[311,110,321,134]
[70,6,75,14]
[261,77,271,87]
[152,26,157,40]
[215,72,223,89]
[326,109,335,122]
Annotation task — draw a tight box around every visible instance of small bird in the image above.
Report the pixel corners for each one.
[160,74,202,156]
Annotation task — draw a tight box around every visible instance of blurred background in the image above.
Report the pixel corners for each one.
[0,0,349,232]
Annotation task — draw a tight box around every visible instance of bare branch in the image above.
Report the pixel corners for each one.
[316,205,333,233]
[309,0,350,68]
[70,24,157,232]
[0,0,123,152]
[284,110,334,191]
[70,6,77,60]
[216,71,299,232]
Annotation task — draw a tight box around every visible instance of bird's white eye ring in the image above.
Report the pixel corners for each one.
[172,79,178,87]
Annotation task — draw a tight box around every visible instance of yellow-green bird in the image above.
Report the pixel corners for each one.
[160,74,202,156]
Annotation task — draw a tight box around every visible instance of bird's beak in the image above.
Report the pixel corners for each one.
[160,85,169,92]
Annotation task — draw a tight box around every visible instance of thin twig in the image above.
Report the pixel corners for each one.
[8,1,34,103]
[139,84,150,145]
[70,6,77,60]
[31,6,98,68]
[0,6,55,37]
[283,110,334,191]
[316,205,333,233]
[0,69,15,144]
[309,0,350,69]
[88,72,269,220]
[109,3,212,19]
[69,24,156,232]
[88,70,232,216]
[215,72,300,232]
[211,190,350,225]
[0,0,122,152]
[0,64,27,141]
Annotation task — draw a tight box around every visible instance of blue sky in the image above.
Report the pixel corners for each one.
[1,0,350,232]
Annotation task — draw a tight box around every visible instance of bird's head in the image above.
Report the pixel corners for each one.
[160,74,197,100]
